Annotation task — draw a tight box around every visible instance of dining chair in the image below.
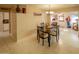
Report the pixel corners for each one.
[37,26,50,47]
[51,22,59,42]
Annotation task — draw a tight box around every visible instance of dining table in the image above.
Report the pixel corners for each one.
[37,25,59,47]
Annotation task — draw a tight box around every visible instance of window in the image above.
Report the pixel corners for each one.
[58,13,64,22]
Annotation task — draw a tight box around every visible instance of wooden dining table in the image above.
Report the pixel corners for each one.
[37,25,59,47]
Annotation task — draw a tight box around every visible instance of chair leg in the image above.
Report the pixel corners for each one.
[56,30,59,42]
[37,34,40,43]
[37,30,40,43]
[58,28,59,41]
[38,37,40,43]
[56,31,59,42]
[56,35,58,42]
[42,39,44,46]
[58,31,60,40]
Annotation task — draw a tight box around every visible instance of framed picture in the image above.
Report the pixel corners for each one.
[22,8,26,13]
[16,5,26,13]
[58,15,64,22]
[33,12,42,16]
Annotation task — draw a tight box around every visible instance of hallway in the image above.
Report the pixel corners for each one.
[0,28,78,53]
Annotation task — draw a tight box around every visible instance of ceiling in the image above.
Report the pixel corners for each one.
[0,4,79,10]
[0,4,26,8]
[28,4,79,10]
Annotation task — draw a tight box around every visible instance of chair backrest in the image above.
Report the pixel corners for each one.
[37,26,48,38]
[51,22,57,26]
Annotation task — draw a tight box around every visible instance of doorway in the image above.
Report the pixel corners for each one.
[0,10,10,37]
[50,12,79,41]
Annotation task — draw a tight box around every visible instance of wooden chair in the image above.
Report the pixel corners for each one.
[37,26,50,47]
[50,22,59,42]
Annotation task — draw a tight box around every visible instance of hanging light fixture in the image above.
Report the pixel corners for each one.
[46,4,51,26]
[48,4,50,15]
[16,5,20,13]
[46,4,54,15]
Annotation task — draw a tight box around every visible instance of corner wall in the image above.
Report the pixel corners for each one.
[10,8,17,41]
[17,5,43,40]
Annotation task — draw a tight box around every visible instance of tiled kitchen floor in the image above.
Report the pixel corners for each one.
[0,28,79,54]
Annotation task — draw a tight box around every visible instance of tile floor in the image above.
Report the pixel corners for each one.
[0,31,9,37]
[0,28,79,54]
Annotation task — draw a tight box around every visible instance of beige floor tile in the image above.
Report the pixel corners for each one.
[0,28,79,54]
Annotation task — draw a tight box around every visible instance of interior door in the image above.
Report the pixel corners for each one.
[3,12,9,32]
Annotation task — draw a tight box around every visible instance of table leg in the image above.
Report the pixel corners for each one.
[37,29,40,43]
[48,33,51,47]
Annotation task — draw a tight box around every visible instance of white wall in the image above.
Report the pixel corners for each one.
[17,5,43,40]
